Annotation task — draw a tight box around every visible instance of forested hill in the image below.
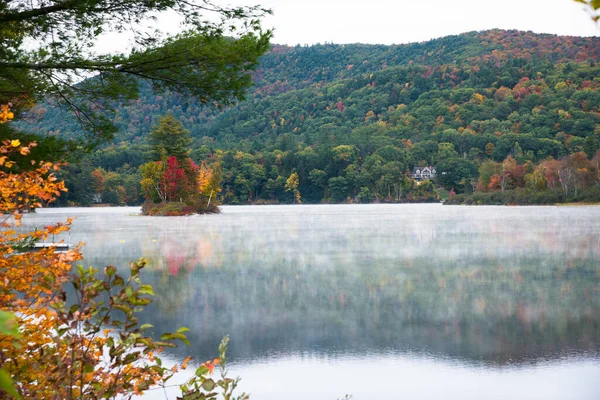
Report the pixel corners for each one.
[27,29,600,145]
[28,29,600,206]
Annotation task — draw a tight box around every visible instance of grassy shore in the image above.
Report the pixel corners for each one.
[444,188,600,206]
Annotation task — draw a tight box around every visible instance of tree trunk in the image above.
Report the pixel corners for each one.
[206,190,214,210]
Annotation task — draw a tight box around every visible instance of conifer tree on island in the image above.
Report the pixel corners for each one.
[149,114,193,161]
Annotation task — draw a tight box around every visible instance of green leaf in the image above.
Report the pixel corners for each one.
[133,297,152,306]
[136,380,150,392]
[0,369,21,399]
[161,332,189,345]
[113,275,125,287]
[153,341,177,348]
[123,352,140,364]
[125,286,134,299]
[176,326,190,333]
[202,378,215,391]
[0,312,20,338]
[130,261,140,275]
[138,284,155,296]
[83,363,94,374]
[105,265,116,277]
[113,304,132,316]
[140,323,153,330]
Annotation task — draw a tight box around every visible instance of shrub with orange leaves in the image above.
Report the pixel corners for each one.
[0,105,15,124]
[0,140,244,399]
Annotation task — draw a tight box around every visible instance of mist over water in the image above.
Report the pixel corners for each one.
[22,204,600,399]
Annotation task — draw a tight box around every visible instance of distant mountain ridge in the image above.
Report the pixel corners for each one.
[23,29,600,146]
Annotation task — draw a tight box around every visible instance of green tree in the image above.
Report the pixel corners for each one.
[513,142,524,163]
[149,114,192,161]
[328,176,350,202]
[0,0,271,143]
[140,161,166,203]
[102,171,126,205]
[331,145,358,175]
[584,135,599,158]
[436,158,478,193]
[308,168,328,201]
[308,169,328,188]
[437,142,459,161]
[358,187,372,203]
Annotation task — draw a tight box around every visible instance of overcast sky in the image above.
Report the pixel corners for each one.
[96,0,598,53]
[228,0,598,45]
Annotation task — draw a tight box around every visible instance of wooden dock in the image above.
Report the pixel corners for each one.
[27,227,71,252]
[31,243,71,250]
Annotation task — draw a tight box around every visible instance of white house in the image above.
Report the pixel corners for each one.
[410,166,436,181]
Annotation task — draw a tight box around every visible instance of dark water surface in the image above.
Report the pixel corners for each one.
[22,204,600,399]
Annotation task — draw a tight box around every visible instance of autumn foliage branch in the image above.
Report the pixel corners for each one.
[0,136,244,399]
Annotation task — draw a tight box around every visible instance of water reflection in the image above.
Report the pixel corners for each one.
[22,205,600,371]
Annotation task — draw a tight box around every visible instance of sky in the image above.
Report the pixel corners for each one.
[96,0,599,53]
[231,0,599,45]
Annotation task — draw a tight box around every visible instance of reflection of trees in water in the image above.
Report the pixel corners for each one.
[23,207,600,367]
[138,253,600,367]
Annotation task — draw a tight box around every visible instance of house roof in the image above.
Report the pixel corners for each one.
[412,166,436,173]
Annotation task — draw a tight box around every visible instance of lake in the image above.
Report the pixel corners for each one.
[21,204,600,399]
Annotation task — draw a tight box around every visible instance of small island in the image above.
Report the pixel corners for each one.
[140,114,221,216]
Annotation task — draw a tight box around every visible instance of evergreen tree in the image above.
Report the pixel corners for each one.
[149,114,192,161]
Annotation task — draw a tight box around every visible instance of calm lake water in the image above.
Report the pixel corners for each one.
[21,204,600,399]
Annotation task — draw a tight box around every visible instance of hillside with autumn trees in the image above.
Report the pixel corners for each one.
[24,29,600,206]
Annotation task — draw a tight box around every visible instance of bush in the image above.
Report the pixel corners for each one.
[442,188,600,206]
